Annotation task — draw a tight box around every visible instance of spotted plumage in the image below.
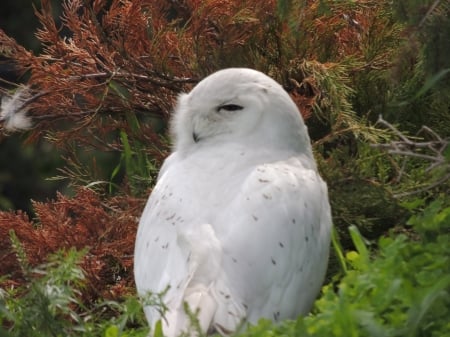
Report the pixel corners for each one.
[134,68,332,337]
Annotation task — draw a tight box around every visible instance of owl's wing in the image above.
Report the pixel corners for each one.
[134,158,225,336]
[134,186,187,328]
[210,155,332,329]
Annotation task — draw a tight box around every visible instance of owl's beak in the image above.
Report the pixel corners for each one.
[193,131,200,143]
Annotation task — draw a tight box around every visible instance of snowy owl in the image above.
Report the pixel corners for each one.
[134,68,332,336]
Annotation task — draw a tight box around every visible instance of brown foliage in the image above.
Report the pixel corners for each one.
[0,0,401,308]
[0,0,392,140]
[0,188,144,300]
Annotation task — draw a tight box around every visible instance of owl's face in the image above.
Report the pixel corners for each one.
[172,68,310,154]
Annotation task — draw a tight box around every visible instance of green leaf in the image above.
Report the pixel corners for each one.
[120,130,133,175]
[109,80,131,101]
[9,230,30,278]
[154,320,164,337]
[400,198,426,212]
[404,275,450,336]
[413,69,450,99]
[104,325,119,337]
[110,158,123,182]
[393,68,450,106]
[332,227,348,274]
[125,111,142,135]
[348,225,370,269]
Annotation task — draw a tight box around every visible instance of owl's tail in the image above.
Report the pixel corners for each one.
[161,224,221,336]
[162,284,245,337]
[161,224,245,336]
[162,285,217,337]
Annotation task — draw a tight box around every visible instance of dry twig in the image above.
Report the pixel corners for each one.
[372,116,449,198]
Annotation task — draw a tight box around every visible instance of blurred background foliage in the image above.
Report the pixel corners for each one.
[0,0,65,214]
[0,0,449,336]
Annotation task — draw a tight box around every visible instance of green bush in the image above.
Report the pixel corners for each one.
[239,197,450,337]
[2,197,448,337]
[0,232,148,337]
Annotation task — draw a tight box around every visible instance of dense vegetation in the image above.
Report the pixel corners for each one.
[0,0,449,336]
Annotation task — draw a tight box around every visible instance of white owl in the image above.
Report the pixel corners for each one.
[134,68,332,336]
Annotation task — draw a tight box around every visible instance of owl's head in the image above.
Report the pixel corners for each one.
[171,68,312,156]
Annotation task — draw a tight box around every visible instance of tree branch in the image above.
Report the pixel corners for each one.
[372,115,450,197]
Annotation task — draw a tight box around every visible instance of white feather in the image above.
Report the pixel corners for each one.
[134,68,332,336]
[0,86,32,131]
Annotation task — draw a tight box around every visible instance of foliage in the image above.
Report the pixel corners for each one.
[389,0,450,135]
[2,195,447,337]
[372,116,450,198]
[0,135,65,214]
[0,238,149,336]
[0,188,141,302]
[239,197,450,337]
[0,0,449,336]
[0,0,411,237]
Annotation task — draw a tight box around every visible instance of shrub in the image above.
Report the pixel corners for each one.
[240,197,450,337]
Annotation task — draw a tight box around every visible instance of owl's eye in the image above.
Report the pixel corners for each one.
[217,104,243,112]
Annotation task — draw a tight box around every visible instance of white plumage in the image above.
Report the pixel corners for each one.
[0,86,32,131]
[134,68,332,336]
